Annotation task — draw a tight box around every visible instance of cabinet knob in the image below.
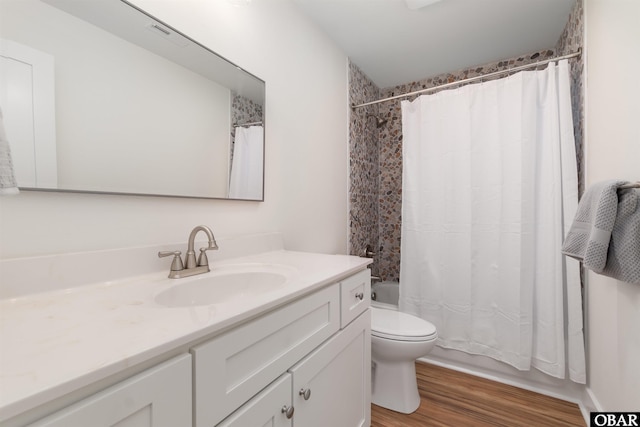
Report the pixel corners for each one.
[281,405,294,419]
[355,292,364,300]
[299,388,311,400]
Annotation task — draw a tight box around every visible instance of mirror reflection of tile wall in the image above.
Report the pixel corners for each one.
[230,93,264,170]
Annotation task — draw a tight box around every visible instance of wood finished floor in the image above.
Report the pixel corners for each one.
[371,362,586,427]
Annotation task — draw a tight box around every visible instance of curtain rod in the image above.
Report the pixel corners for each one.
[351,49,582,110]
[233,121,262,127]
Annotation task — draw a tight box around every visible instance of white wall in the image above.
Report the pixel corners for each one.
[0,0,350,259]
[585,0,640,411]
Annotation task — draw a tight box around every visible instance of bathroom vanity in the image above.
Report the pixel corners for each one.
[0,235,372,427]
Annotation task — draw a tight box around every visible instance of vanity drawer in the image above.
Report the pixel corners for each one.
[191,283,340,427]
[340,269,371,328]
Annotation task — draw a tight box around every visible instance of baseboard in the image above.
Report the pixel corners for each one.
[584,386,602,411]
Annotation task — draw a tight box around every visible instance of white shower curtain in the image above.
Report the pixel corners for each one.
[229,125,264,200]
[399,60,585,382]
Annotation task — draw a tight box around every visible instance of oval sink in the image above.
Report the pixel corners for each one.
[154,271,289,308]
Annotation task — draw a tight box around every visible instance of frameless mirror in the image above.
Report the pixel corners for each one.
[0,0,265,200]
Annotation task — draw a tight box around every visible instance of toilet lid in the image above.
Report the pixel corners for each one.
[371,307,437,342]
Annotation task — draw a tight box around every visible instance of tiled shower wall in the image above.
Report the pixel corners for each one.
[556,0,584,196]
[348,63,381,279]
[348,0,584,282]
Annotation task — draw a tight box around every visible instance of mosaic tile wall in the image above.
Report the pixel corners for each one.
[348,0,584,282]
[556,0,585,196]
[348,62,381,279]
[555,0,585,287]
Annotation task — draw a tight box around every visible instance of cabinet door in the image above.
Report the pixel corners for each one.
[217,373,292,427]
[289,310,371,427]
[28,355,192,427]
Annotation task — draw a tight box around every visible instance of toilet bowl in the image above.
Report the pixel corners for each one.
[371,304,437,414]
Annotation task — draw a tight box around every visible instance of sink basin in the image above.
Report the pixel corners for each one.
[154,267,290,308]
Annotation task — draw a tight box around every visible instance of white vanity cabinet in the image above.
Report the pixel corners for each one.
[10,268,371,427]
[211,269,371,427]
[26,354,192,427]
[217,311,371,427]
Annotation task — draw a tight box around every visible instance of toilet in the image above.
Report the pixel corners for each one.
[370,303,437,414]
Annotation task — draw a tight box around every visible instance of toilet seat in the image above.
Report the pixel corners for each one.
[371,307,437,342]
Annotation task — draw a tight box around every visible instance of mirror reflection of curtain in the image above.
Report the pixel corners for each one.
[228,126,264,200]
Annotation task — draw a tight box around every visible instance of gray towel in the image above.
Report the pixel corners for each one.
[603,187,640,284]
[562,180,640,284]
[0,107,19,195]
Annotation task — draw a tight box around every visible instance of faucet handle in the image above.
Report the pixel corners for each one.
[158,251,184,272]
[197,247,214,267]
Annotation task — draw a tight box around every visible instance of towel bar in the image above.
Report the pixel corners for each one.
[618,182,640,190]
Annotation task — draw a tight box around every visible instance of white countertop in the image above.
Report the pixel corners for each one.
[0,249,370,422]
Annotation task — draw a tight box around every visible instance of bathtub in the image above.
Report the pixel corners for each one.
[372,281,399,310]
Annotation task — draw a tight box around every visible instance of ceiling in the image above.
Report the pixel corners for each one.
[293,0,576,88]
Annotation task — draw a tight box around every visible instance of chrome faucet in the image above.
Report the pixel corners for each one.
[158,225,219,279]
